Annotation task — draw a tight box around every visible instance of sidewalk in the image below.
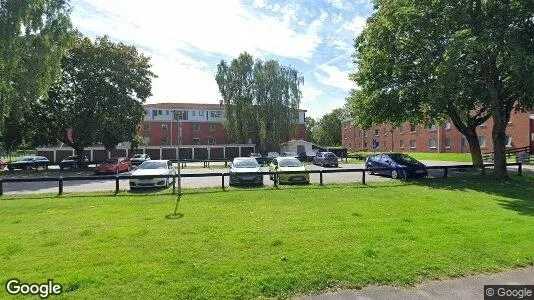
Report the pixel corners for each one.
[301,266,534,299]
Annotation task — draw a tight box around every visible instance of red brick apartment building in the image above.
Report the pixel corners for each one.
[141,102,307,146]
[341,111,534,153]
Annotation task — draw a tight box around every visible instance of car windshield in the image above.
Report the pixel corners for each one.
[324,152,337,158]
[279,158,303,167]
[21,157,34,161]
[104,159,118,164]
[65,156,77,160]
[132,154,144,158]
[267,152,279,157]
[250,153,261,157]
[389,154,419,164]
[284,152,297,156]
[232,160,259,168]
[138,161,168,169]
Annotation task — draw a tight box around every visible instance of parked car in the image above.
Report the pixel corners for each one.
[94,157,131,174]
[365,153,427,179]
[59,155,89,170]
[249,153,265,165]
[269,157,309,184]
[265,151,280,164]
[130,154,151,166]
[298,151,317,162]
[229,157,263,186]
[129,160,176,189]
[313,152,339,167]
[281,151,299,159]
[7,156,50,171]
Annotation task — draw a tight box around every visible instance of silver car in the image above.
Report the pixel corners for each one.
[313,152,339,167]
[229,157,263,186]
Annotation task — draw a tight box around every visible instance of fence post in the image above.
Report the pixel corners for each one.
[362,170,366,185]
[319,170,323,186]
[0,179,3,196]
[518,163,522,176]
[274,173,278,188]
[221,173,225,191]
[443,167,448,178]
[58,177,63,195]
[115,176,120,194]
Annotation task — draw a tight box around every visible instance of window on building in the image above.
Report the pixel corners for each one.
[209,124,217,131]
[161,136,168,145]
[374,129,379,136]
[505,135,512,148]
[157,110,162,115]
[165,110,169,115]
[363,141,368,149]
[161,124,168,131]
[478,136,486,148]
[399,140,404,148]
[399,126,404,134]
[383,141,387,149]
[445,137,451,149]
[208,136,216,145]
[192,110,196,116]
[410,124,416,132]
[143,123,150,131]
[428,138,437,149]
[428,124,437,131]
[199,110,204,116]
[143,136,150,144]
[210,111,221,118]
[193,137,200,144]
[410,140,417,149]
[192,124,200,131]
[445,122,451,130]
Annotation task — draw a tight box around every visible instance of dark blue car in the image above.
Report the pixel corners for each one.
[365,153,428,179]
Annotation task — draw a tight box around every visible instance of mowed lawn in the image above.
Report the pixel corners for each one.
[1,176,534,299]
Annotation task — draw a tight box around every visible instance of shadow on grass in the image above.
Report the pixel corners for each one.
[408,174,534,216]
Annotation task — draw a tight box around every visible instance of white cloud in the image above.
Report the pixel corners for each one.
[301,85,324,103]
[72,0,324,62]
[326,0,351,11]
[315,64,354,91]
[342,16,367,35]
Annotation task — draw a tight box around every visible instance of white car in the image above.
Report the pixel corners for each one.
[129,160,176,189]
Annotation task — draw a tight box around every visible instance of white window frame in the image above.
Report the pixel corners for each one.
[410,140,417,149]
[192,124,201,132]
[192,137,200,144]
[445,122,451,130]
[505,136,512,148]
[445,137,451,149]
[428,138,437,149]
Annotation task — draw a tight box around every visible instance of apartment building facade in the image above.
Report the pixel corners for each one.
[341,111,534,153]
[141,102,307,147]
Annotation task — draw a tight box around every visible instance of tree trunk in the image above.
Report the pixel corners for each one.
[492,120,508,180]
[75,147,86,169]
[463,131,485,174]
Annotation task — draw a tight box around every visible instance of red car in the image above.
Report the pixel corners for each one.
[94,157,131,174]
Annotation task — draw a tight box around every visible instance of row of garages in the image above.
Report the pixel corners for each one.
[36,144,256,163]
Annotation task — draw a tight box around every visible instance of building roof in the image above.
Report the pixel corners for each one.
[145,102,307,112]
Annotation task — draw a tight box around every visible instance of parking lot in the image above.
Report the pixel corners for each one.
[0,160,483,195]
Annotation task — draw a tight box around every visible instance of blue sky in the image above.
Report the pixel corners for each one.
[70,0,373,119]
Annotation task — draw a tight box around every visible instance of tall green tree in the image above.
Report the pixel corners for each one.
[33,34,156,166]
[312,108,346,146]
[0,0,72,133]
[305,117,316,143]
[216,52,303,151]
[347,0,534,180]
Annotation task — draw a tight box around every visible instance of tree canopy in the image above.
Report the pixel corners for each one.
[33,34,156,165]
[215,52,303,151]
[347,0,534,179]
[311,108,347,147]
[0,0,72,133]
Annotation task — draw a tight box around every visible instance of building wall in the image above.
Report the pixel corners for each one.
[141,103,307,147]
[342,111,533,153]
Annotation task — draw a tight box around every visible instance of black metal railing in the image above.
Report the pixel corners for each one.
[0,163,524,197]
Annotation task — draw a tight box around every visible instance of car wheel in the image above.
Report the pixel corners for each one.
[391,170,399,179]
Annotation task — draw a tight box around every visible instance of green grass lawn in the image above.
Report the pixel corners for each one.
[1,176,534,299]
